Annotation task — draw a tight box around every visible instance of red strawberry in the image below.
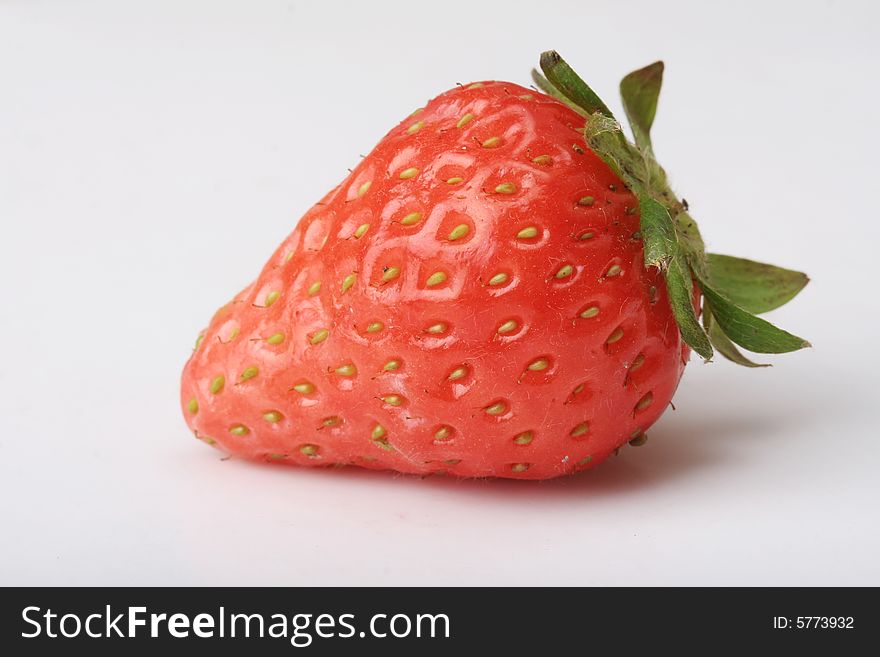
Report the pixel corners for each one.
[180,52,808,479]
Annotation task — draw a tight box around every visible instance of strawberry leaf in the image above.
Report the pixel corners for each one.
[539,51,613,118]
[639,195,676,268]
[673,210,707,274]
[699,280,810,353]
[666,256,713,359]
[703,307,769,367]
[707,254,809,314]
[637,194,711,359]
[619,61,664,152]
[584,113,657,199]
[533,51,810,368]
[531,69,589,117]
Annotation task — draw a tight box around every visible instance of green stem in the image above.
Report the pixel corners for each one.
[532,51,810,365]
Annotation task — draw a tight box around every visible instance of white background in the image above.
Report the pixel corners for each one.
[1,0,878,586]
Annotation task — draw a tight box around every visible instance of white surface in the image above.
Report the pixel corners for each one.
[1,0,878,586]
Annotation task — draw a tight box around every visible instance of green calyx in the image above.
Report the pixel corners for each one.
[534,51,810,365]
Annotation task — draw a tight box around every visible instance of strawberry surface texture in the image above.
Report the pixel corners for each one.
[180,80,688,480]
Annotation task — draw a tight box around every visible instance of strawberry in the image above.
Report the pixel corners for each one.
[180,52,809,479]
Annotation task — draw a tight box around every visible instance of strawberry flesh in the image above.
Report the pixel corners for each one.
[181,81,687,479]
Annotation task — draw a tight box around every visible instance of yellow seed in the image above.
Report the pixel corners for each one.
[228,327,240,341]
[577,455,593,466]
[381,266,401,283]
[467,82,484,89]
[292,382,315,394]
[229,424,249,436]
[381,395,404,407]
[309,329,329,345]
[406,121,424,134]
[494,182,517,195]
[579,231,595,240]
[578,196,595,206]
[606,327,625,344]
[605,264,622,277]
[516,226,539,239]
[426,271,447,287]
[488,272,509,286]
[555,264,574,279]
[373,438,394,451]
[322,416,341,427]
[527,358,549,371]
[410,107,424,117]
[371,424,387,440]
[209,375,225,395]
[532,155,552,165]
[448,224,470,241]
[447,366,468,381]
[629,430,648,446]
[400,212,422,226]
[635,392,654,412]
[240,366,259,382]
[399,167,419,180]
[519,93,535,100]
[357,181,372,197]
[580,306,600,319]
[267,332,285,345]
[572,383,585,395]
[263,410,283,423]
[335,363,357,377]
[482,136,502,148]
[511,463,530,473]
[570,422,590,438]
[383,359,401,372]
[307,281,322,297]
[446,177,464,185]
[201,436,217,446]
[187,398,199,414]
[630,354,646,372]
[434,426,453,441]
[354,223,370,238]
[264,291,280,306]
[497,319,518,334]
[484,401,507,415]
[194,334,205,350]
[513,431,534,445]
[341,273,357,293]
[456,113,476,128]
[425,322,447,334]
[300,444,319,457]
[366,321,384,334]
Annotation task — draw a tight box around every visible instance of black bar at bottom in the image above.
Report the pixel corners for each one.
[0,587,875,653]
